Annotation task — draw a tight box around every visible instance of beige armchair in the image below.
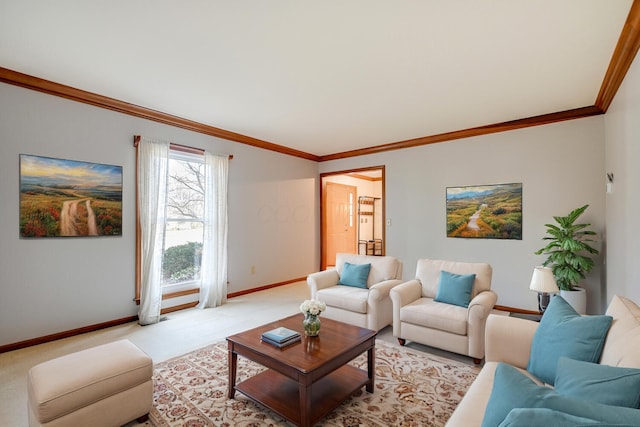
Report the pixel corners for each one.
[390,258,497,363]
[307,253,403,331]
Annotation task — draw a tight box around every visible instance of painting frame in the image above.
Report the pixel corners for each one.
[19,154,123,238]
[446,182,522,240]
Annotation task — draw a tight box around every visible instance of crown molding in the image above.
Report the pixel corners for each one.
[318,106,603,161]
[0,67,320,162]
[596,0,640,112]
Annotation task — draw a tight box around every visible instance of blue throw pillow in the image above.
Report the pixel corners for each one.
[434,270,476,308]
[498,408,603,426]
[527,296,612,385]
[338,262,371,288]
[554,357,640,408]
[481,363,640,427]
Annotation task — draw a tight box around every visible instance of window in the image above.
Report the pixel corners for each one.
[162,150,205,292]
[135,135,229,319]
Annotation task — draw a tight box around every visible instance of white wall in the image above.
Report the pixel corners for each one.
[0,83,319,346]
[604,53,640,305]
[320,117,606,313]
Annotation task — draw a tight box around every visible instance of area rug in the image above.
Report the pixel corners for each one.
[144,340,479,427]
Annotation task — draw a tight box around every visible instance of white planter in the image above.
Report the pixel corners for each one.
[560,287,587,314]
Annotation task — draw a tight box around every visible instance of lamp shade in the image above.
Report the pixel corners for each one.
[529,266,559,293]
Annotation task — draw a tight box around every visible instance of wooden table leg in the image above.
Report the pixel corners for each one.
[366,343,375,393]
[299,379,312,427]
[227,342,237,398]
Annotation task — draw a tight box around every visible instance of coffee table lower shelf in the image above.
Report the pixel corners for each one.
[234,363,369,426]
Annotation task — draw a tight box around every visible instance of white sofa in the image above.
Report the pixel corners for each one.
[390,259,497,363]
[446,295,640,427]
[307,253,403,331]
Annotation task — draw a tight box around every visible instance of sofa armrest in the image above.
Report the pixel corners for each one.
[390,280,423,336]
[368,279,403,302]
[306,269,340,299]
[485,314,539,369]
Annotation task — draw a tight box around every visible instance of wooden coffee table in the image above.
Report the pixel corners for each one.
[227,314,377,427]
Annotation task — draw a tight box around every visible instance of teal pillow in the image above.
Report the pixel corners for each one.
[527,296,612,385]
[434,270,476,308]
[481,363,640,427]
[498,408,603,426]
[338,262,371,288]
[554,357,640,408]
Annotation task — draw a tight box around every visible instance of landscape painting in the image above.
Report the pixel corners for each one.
[446,182,522,240]
[20,154,122,238]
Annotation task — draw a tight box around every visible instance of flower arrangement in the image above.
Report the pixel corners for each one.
[300,299,326,316]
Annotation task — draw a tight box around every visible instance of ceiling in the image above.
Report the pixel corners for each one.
[0,1,635,159]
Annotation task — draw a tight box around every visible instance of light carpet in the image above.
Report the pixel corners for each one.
[144,339,479,427]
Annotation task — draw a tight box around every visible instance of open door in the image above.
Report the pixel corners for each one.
[321,167,385,269]
[324,182,357,267]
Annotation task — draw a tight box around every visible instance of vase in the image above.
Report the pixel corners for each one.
[560,287,587,314]
[303,313,321,336]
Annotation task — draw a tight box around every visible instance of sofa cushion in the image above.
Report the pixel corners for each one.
[434,270,475,308]
[527,296,612,385]
[481,363,640,427]
[554,357,640,408]
[316,286,368,314]
[336,253,401,287]
[399,297,467,335]
[600,295,640,368]
[338,262,370,288]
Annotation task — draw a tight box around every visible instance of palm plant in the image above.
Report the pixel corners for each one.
[534,204,599,291]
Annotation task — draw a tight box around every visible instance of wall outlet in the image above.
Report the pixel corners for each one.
[386,218,392,226]
[250,265,256,275]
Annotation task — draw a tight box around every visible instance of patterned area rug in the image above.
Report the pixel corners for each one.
[145,339,479,427]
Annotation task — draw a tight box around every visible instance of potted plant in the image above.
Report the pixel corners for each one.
[534,204,599,314]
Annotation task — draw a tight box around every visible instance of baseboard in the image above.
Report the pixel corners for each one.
[0,277,307,354]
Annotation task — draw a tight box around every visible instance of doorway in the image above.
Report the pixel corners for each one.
[320,166,385,269]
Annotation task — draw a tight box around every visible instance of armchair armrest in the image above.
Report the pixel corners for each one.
[467,290,498,360]
[485,314,539,369]
[468,290,498,323]
[389,279,422,306]
[390,280,423,336]
[307,269,340,299]
[368,279,403,302]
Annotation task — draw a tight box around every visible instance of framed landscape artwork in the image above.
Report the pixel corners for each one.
[20,154,123,238]
[446,182,522,240]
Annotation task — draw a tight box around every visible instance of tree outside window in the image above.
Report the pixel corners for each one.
[162,151,205,288]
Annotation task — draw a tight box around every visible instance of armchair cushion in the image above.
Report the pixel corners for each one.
[400,298,468,335]
[416,259,491,299]
[434,270,476,308]
[527,296,612,385]
[315,286,368,314]
[338,262,371,288]
[336,253,402,287]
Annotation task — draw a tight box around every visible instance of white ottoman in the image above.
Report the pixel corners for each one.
[27,339,153,427]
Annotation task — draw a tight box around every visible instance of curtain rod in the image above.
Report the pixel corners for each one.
[133,135,233,159]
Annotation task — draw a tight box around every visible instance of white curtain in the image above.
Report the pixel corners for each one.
[198,151,229,308]
[137,137,169,325]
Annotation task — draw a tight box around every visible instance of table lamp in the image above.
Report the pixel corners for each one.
[529,266,559,313]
